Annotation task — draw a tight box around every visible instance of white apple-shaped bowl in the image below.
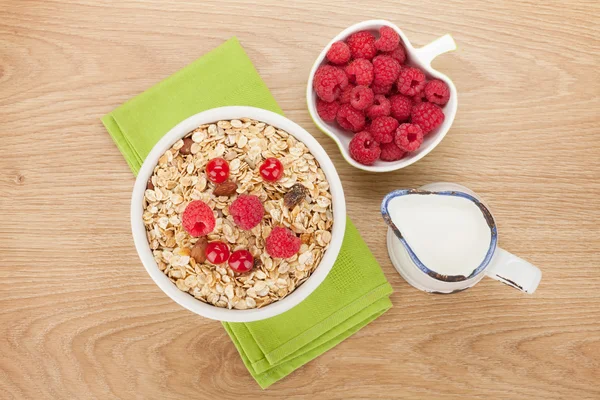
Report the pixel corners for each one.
[306,20,457,172]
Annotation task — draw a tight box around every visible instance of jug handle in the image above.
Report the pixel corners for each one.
[485,248,542,294]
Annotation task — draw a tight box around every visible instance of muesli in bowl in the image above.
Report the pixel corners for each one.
[132,107,346,322]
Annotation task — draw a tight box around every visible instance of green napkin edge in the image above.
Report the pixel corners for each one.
[223,295,392,389]
[224,280,392,376]
[102,114,144,174]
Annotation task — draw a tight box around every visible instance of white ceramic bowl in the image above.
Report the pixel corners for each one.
[306,20,458,172]
[131,106,346,322]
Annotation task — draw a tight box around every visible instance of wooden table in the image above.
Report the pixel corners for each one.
[1,1,599,398]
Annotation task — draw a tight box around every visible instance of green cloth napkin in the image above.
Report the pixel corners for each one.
[102,37,393,389]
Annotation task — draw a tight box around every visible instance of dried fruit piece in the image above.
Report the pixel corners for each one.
[179,138,194,155]
[146,178,154,190]
[213,180,237,196]
[259,158,284,182]
[229,250,254,273]
[206,158,230,183]
[190,237,208,263]
[284,183,309,208]
[205,241,230,264]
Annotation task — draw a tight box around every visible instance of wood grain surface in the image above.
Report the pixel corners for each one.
[1,0,599,398]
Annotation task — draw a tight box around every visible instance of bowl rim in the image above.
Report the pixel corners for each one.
[306,19,458,173]
[131,106,346,322]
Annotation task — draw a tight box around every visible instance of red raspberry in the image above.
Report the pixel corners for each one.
[371,82,393,95]
[229,195,264,230]
[372,55,401,86]
[348,131,381,166]
[339,84,355,104]
[316,99,340,122]
[366,95,391,119]
[369,116,399,144]
[182,200,216,237]
[374,26,400,52]
[389,95,413,122]
[266,227,301,258]
[383,45,407,64]
[411,102,445,134]
[350,86,374,110]
[326,41,351,64]
[313,65,348,102]
[395,123,424,152]
[346,31,377,60]
[344,59,373,86]
[412,91,428,105]
[379,142,406,161]
[336,103,366,132]
[424,79,450,105]
[397,67,426,96]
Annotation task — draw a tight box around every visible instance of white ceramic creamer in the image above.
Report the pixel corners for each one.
[381,183,542,294]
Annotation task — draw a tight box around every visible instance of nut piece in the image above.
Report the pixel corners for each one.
[190,237,208,263]
[284,183,309,208]
[146,178,154,190]
[213,180,238,196]
[179,138,194,155]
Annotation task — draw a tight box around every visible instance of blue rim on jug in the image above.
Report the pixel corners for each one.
[381,189,498,282]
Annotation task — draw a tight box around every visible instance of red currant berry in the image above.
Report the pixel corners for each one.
[228,250,254,273]
[205,241,230,264]
[259,158,284,182]
[206,158,230,183]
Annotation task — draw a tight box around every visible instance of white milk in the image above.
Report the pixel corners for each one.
[387,193,492,277]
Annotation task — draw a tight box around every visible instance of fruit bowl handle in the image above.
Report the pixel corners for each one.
[414,34,457,66]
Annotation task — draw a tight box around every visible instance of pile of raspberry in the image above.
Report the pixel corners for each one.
[313,26,450,166]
